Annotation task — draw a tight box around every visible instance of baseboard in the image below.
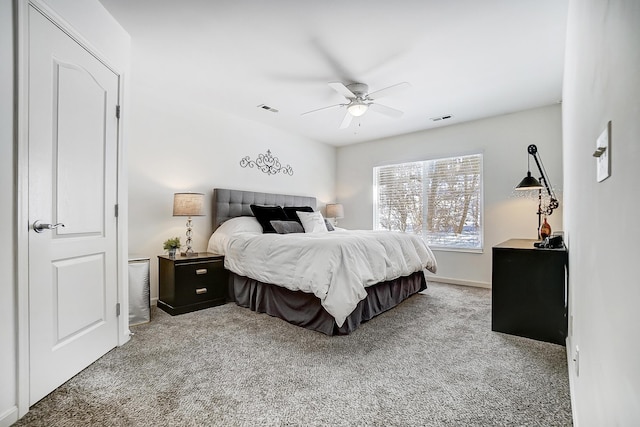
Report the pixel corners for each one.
[151,297,158,306]
[566,336,579,426]
[428,275,491,289]
[0,405,18,427]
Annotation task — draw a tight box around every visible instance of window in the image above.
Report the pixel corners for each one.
[373,153,483,251]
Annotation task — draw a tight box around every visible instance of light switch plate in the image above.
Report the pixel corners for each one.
[595,121,611,182]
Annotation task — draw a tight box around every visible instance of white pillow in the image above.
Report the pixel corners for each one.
[217,216,263,235]
[296,211,329,233]
[207,216,262,255]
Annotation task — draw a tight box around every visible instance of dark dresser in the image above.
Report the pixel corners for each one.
[491,239,568,345]
[158,253,228,315]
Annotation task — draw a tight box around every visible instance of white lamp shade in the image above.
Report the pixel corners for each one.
[173,193,205,216]
[326,203,344,219]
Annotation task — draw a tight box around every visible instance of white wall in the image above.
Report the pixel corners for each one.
[336,105,563,286]
[127,46,336,302]
[2,0,130,424]
[563,0,640,424]
[0,0,16,424]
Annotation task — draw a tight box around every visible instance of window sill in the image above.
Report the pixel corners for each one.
[430,246,484,254]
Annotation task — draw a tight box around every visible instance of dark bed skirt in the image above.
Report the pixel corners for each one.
[230,271,427,335]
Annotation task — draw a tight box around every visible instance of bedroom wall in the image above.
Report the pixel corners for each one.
[126,47,336,303]
[563,0,640,424]
[336,105,563,286]
[0,0,16,424]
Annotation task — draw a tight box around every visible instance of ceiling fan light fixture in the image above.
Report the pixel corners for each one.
[347,101,368,117]
[302,81,406,127]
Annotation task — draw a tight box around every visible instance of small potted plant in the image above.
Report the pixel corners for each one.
[163,237,181,258]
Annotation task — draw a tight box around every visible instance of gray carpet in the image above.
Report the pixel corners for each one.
[15,282,572,426]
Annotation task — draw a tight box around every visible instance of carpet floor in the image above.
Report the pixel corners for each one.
[14,282,572,426]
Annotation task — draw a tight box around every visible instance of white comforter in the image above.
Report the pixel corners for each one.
[209,223,437,327]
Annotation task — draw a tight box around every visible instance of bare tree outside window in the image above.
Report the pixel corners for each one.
[374,154,483,250]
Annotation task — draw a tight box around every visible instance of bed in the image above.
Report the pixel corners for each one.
[208,188,437,335]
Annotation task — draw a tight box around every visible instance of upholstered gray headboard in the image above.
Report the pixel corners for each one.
[212,188,317,230]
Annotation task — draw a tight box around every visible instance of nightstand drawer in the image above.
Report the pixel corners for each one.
[174,260,227,305]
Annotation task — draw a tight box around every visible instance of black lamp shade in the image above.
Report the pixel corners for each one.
[515,172,543,190]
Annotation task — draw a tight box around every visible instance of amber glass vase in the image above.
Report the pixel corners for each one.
[539,217,552,239]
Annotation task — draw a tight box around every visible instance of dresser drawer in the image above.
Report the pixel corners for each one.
[174,260,227,305]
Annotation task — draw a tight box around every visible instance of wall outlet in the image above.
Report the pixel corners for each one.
[573,346,580,377]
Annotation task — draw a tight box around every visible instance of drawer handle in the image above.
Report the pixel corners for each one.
[195,269,208,275]
[195,288,208,295]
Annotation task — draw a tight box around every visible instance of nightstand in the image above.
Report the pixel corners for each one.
[491,239,568,345]
[157,253,228,315]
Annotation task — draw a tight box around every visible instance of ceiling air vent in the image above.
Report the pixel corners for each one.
[257,104,279,113]
[430,114,453,122]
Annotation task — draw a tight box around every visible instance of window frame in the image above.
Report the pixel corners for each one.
[373,152,484,253]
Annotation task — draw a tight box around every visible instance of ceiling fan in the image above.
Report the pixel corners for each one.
[302,81,410,129]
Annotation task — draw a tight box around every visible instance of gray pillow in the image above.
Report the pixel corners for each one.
[270,220,304,234]
[324,219,335,231]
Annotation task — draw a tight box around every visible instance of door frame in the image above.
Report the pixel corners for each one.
[15,0,130,417]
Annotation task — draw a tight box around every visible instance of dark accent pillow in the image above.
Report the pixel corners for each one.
[283,206,314,223]
[270,220,304,234]
[324,219,335,231]
[250,205,288,233]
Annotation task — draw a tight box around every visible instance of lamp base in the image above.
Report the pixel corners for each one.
[180,251,199,257]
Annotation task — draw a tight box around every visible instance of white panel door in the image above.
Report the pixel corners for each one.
[28,6,119,405]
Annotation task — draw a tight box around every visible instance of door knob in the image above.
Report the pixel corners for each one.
[33,220,66,233]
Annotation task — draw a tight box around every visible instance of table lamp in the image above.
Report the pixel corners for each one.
[326,203,344,226]
[515,144,559,239]
[173,192,205,256]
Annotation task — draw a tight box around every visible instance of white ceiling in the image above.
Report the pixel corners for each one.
[99,0,568,147]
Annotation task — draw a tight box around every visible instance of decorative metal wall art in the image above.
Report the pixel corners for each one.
[240,149,294,176]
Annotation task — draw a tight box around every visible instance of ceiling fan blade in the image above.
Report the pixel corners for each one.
[367,82,410,100]
[301,104,343,116]
[339,111,353,129]
[369,103,404,118]
[329,81,357,99]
